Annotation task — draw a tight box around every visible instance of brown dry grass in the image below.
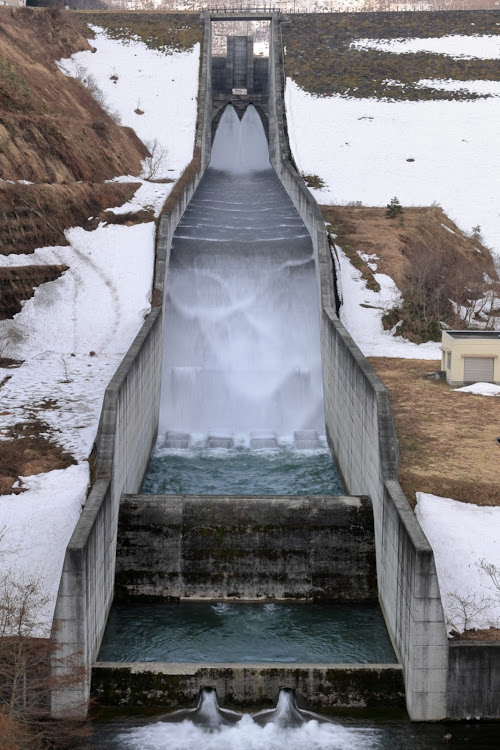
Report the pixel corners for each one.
[77,11,203,54]
[369,358,500,507]
[0,419,76,496]
[0,7,147,183]
[321,205,496,293]
[283,10,500,100]
[451,627,500,641]
[0,265,68,320]
[0,182,138,255]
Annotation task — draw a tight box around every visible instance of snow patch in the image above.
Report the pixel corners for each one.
[416,493,500,633]
[454,382,500,397]
[350,35,500,60]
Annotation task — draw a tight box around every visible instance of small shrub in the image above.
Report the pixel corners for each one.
[386,196,403,219]
[301,173,325,190]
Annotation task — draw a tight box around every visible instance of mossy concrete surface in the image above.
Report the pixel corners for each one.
[115,494,378,602]
[91,662,405,710]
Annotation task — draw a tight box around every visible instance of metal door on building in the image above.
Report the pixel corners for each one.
[463,356,494,382]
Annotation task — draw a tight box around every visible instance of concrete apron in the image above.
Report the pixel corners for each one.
[91,662,406,710]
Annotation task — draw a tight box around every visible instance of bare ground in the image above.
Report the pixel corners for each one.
[321,205,496,294]
[0,419,76,496]
[369,358,500,507]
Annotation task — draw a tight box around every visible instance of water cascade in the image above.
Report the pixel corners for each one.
[158,105,324,446]
[112,689,379,750]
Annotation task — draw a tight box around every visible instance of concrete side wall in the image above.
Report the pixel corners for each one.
[267,20,449,721]
[447,642,500,718]
[114,494,378,602]
[92,662,406,710]
[50,19,213,719]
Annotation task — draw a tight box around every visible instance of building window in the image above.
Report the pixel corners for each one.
[447,352,451,370]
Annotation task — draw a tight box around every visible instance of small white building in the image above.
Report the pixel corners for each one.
[0,0,27,6]
[441,330,500,385]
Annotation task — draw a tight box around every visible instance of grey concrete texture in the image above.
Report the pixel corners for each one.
[448,642,500,718]
[266,19,453,721]
[49,18,214,719]
[115,494,378,602]
[92,662,406,710]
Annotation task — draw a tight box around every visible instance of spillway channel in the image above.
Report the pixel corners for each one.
[143,104,343,494]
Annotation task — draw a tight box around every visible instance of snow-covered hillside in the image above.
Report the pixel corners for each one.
[285,33,500,633]
[0,28,199,635]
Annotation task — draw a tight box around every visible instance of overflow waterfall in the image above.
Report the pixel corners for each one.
[159,106,324,449]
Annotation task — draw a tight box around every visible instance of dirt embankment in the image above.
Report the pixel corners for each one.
[0,7,147,183]
[283,10,500,100]
[322,205,499,341]
[322,205,496,292]
[0,8,150,322]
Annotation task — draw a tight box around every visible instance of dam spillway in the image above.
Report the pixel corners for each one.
[50,14,493,727]
[159,104,324,443]
[144,103,344,494]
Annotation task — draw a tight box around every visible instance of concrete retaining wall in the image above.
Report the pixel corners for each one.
[447,642,500,718]
[49,18,213,718]
[114,494,378,602]
[267,19,450,721]
[92,662,405,710]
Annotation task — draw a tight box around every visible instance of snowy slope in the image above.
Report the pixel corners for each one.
[416,494,500,633]
[0,28,199,635]
[285,36,500,633]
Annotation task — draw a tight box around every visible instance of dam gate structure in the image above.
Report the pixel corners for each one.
[49,12,499,723]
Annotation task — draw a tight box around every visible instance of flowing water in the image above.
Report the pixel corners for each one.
[90,688,499,750]
[144,103,342,492]
[156,104,325,453]
[98,601,396,664]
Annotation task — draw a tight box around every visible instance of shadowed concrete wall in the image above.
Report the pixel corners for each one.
[447,642,500,718]
[49,19,213,719]
[266,19,449,721]
[92,662,405,710]
[115,495,377,602]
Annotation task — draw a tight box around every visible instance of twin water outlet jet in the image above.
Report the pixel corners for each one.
[165,686,333,730]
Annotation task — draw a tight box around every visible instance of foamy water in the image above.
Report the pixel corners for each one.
[158,105,324,441]
[117,715,380,750]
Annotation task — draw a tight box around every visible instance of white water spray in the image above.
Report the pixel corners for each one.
[159,105,325,442]
[117,689,380,750]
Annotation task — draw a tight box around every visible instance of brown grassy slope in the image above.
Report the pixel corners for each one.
[369,358,500,507]
[0,265,68,319]
[321,205,497,294]
[283,10,500,100]
[0,181,138,256]
[77,10,204,53]
[0,418,76,495]
[0,7,147,182]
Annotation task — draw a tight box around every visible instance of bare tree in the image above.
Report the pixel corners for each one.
[446,591,493,635]
[0,547,90,748]
[142,139,169,181]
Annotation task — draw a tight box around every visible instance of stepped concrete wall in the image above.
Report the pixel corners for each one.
[49,18,213,719]
[114,494,378,602]
[267,19,450,721]
[92,662,405,711]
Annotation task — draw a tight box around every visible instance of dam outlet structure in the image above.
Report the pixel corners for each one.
[49,11,499,727]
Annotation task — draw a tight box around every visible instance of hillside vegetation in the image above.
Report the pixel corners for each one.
[283,10,500,99]
[322,206,499,342]
[0,7,147,183]
[0,8,151,320]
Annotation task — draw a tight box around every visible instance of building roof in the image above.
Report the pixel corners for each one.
[445,330,500,340]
